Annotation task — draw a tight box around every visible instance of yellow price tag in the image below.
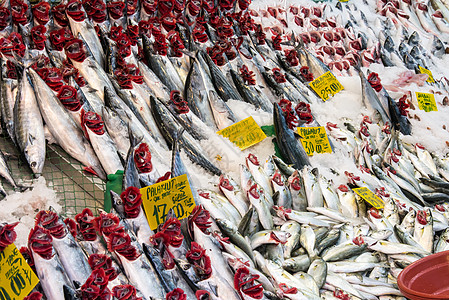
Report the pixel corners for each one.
[297,126,332,156]
[309,71,344,101]
[0,243,39,300]
[353,187,384,209]
[415,92,437,112]
[217,116,267,150]
[141,174,196,230]
[418,65,435,83]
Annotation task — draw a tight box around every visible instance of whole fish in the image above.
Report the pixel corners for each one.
[83,111,124,175]
[273,103,310,170]
[28,68,106,179]
[28,226,74,300]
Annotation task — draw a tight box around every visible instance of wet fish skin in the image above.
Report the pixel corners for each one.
[307,258,327,289]
[28,68,106,180]
[273,103,310,170]
[200,51,243,102]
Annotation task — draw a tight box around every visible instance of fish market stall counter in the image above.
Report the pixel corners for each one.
[3,0,449,299]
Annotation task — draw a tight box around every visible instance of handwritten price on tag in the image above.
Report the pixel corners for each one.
[217,117,267,150]
[141,174,196,230]
[309,71,344,101]
[0,244,39,300]
[298,126,332,156]
[416,92,438,112]
[353,187,384,209]
[418,65,435,83]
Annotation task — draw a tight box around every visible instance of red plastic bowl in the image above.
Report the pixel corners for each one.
[398,250,449,300]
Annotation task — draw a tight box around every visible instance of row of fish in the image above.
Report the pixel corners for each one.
[2,0,449,299]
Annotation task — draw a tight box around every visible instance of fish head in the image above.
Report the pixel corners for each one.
[25,143,45,176]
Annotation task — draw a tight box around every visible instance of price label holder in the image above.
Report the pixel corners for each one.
[309,71,344,101]
[217,116,267,150]
[353,187,384,209]
[415,92,438,112]
[418,65,435,83]
[141,174,196,230]
[297,126,332,156]
[0,243,39,300]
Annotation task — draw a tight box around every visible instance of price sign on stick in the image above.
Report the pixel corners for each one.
[217,116,267,150]
[0,244,39,300]
[141,174,196,230]
[415,92,437,112]
[353,187,384,209]
[309,71,344,101]
[418,65,435,83]
[297,126,332,156]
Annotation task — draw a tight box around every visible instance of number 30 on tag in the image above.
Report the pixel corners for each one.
[297,126,332,156]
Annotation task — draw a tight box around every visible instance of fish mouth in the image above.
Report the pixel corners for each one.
[112,284,138,300]
[352,236,365,246]
[247,153,260,166]
[186,242,212,280]
[11,0,28,25]
[166,288,187,300]
[234,267,264,299]
[141,0,157,15]
[170,90,190,114]
[32,1,50,25]
[35,210,66,239]
[108,231,140,260]
[80,269,108,300]
[75,208,97,241]
[88,253,119,281]
[28,226,53,259]
[83,0,106,23]
[107,1,125,20]
[417,210,428,225]
[49,28,73,51]
[289,176,301,191]
[196,290,211,300]
[36,67,63,91]
[192,23,208,43]
[83,111,105,135]
[161,14,176,32]
[0,7,10,30]
[57,85,83,111]
[219,176,234,192]
[52,3,69,26]
[188,205,212,234]
[120,187,143,218]
[97,211,124,239]
[151,216,183,248]
[63,218,78,239]
[134,143,153,173]
[273,171,284,186]
[64,38,87,63]
[285,49,299,67]
[126,0,138,15]
[248,184,260,199]
[0,222,18,251]
[66,0,86,21]
[30,25,46,51]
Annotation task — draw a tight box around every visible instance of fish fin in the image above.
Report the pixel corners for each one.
[208,281,218,296]
[28,134,35,145]
[272,191,280,205]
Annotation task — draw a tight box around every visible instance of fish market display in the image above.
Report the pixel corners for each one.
[2,0,449,298]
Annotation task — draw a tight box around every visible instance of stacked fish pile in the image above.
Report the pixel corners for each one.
[10,139,449,299]
[2,0,449,299]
